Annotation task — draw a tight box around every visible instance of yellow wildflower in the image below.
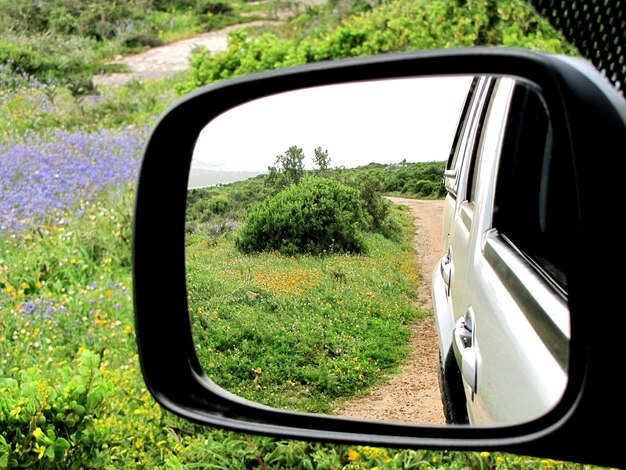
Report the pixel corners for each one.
[33,428,44,439]
[347,448,359,461]
[34,443,45,460]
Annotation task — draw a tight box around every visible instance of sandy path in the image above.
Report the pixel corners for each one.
[93,0,325,87]
[332,198,446,425]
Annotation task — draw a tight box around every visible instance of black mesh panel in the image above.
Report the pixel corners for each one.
[530,0,626,96]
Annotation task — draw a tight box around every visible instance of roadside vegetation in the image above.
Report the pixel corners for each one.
[0,0,604,468]
[0,0,291,93]
[185,150,434,413]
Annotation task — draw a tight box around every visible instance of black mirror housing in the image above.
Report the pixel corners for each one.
[132,48,625,468]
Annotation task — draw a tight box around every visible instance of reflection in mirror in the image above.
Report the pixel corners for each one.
[185,76,570,427]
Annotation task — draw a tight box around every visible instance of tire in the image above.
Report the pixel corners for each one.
[437,351,469,424]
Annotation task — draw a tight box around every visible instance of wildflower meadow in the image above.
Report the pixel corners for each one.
[0,0,612,467]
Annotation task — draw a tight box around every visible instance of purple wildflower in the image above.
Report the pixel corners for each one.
[0,127,147,234]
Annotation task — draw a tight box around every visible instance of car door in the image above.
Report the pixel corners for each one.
[452,78,571,425]
[436,76,494,360]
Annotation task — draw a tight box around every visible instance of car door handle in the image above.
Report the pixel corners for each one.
[453,309,478,394]
[440,253,451,287]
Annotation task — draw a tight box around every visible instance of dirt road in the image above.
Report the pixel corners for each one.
[92,0,325,87]
[333,198,446,425]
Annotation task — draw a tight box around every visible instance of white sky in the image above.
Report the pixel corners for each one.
[190,76,472,188]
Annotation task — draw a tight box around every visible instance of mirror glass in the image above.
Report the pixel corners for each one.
[185,76,570,427]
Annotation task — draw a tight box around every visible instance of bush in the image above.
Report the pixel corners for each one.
[0,350,114,468]
[0,0,152,40]
[331,169,403,239]
[196,0,234,16]
[236,178,367,255]
[205,195,231,216]
[177,0,577,94]
[414,179,440,197]
[0,34,99,89]
[358,173,386,228]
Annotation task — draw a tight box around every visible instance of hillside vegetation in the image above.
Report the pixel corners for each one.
[0,1,598,469]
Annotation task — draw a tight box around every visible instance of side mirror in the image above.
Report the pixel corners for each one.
[132,48,625,468]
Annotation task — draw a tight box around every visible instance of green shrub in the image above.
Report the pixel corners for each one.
[414,179,438,197]
[196,0,234,16]
[333,169,403,239]
[0,0,152,40]
[177,0,577,94]
[205,195,231,216]
[0,349,113,468]
[357,173,391,232]
[0,42,46,79]
[236,178,367,255]
[0,34,99,88]
[153,0,196,10]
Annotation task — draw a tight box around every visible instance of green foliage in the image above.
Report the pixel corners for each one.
[312,146,332,174]
[265,145,307,192]
[0,349,113,468]
[188,211,421,412]
[1,188,135,294]
[196,0,234,16]
[412,179,440,197]
[178,29,297,93]
[236,178,367,255]
[184,160,444,256]
[0,35,101,89]
[0,0,152,40]
[374,161,446,198]
[0,75,178,138]
[0,0,253,90]
[153,0,197,9]
[359,173,403,239]
[204,195,231,216]
[195,1,251,32]
[177,0,577,94]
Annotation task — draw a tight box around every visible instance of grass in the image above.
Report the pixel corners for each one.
[186,206,425,413]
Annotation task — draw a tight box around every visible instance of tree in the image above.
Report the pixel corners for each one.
[312,146,332,174]
[266,145,306,192]
[277,145,305,185]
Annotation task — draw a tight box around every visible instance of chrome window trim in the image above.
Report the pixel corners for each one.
[448,77,494,197]
[483,231,569,371]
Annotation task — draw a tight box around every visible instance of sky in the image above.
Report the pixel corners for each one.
[189,75,473,188]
